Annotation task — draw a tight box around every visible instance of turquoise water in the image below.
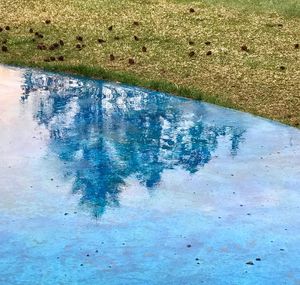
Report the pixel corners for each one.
[0,65,299,284]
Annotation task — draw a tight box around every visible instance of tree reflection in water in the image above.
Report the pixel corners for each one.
[21,71,245,217]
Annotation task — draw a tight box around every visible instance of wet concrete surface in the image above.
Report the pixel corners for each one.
[0,65,299,284]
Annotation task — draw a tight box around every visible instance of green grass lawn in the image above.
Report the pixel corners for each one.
[0,0,299,127]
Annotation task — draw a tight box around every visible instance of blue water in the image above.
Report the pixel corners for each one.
[0,65,299,284]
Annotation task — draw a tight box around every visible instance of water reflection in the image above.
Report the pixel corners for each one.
[21,71,245,217]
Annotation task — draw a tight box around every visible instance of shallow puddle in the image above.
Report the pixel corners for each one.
[0,65,299,285]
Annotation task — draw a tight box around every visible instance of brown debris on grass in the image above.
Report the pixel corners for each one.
[37,43,47,50]
[1,46,8,52]
[0,0,299,127]
[189,51,195,57]
[128,58,135,65]
[35,32,44,39]
[241,45,249,52]
[49,43,59,50]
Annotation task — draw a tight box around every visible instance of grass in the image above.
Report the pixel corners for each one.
[177,0,300,18]
[0,0,299,127]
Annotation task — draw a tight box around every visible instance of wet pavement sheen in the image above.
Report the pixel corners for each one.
[0,65,299,285]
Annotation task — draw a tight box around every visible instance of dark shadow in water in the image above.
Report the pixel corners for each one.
[21,71,246,217]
